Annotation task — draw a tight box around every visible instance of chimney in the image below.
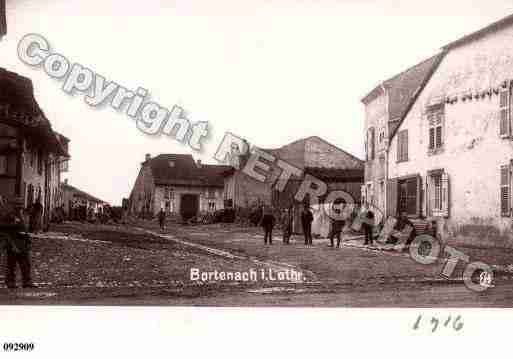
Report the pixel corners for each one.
[145,153,151,162]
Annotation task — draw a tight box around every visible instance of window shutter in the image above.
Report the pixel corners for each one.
[500,165,510,217]
[370,128,375,160]
[499,88,511,137]
[441,172,450,217]
[415,175,421,217]
[429,128,435,149]
[387,178,398,218]
[423,175,429,217]
[404,131,408,160]
[397,133,402,161]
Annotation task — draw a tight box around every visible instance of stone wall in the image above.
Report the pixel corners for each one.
[388,22,513,246]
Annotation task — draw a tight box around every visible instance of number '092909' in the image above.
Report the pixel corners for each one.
[3,342,35,352]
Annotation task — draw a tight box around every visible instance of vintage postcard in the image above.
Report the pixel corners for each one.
[1,0,513,356]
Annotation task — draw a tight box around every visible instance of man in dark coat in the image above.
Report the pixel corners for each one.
[329,206,345,248]
[260,205,275,245]
[362,209,375,246]
[301,204,314,245]
[0,197,35,289]
[158,208,166,230]
[281,207,293,245]
[29,197,43,233]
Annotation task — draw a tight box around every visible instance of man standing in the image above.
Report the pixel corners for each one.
[158,208,166,230]
[29,197,43,233]
[1,197,35,289]
[301,204,313,246]
[281,207,293,245]
[329,206,345,248]
[260,205,275,245]
[362,208,375,246]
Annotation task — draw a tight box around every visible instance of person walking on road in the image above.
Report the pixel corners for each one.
[301,203,314,245]
[260,205,276,245]
[158,208,166,230]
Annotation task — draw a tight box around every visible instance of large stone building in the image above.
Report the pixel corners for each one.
[0,68,70,227]
[222,136,364,235]
[128,154,230,220]
[361,55,443,224]
[368,14,513,246]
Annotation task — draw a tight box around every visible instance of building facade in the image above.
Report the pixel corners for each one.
[61,179,107,220]
[361,55,443,225]
[222,136,364,235]
[387,14,513,246]
[129,154,229,220]
[0,68,69,228]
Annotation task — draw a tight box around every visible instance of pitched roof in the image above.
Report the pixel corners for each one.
[0,68,69,156]
[147,154,231,187]
[369,13,513,144]
[443,14,513,51]
[62,182,106,204]
[362,54,444,135]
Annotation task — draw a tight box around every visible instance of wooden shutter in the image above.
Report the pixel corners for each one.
[370,128,375,160]
[423,175,428,218]
[501,165,510,217]
[387,178,398,218]
[403,131,408,161]
[429,127,435,149]
[500,88,511,137]
[441,172,449,217]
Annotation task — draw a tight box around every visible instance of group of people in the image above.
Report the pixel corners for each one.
[0,196,40,289]
[257,202,386,248]
[259,203,317,246]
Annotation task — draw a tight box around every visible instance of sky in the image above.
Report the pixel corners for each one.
[2,0,513,205]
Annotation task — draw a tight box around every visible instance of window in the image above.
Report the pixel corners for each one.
[501,164,511,217]
[397,176,420,216]
[397,130,408,162]
[427,170,449,217]
[499,87,511,137]
[208,202,216,211]
[427,104,444,152]
[0,155,6,175]
[164,187,173,199]
[168,161,175,167]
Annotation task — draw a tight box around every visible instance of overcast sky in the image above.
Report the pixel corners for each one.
[2,0,513,205]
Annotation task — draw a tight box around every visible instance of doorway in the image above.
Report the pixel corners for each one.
[180,194,199,221]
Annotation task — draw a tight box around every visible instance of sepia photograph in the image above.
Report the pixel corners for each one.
[1,0,513,356]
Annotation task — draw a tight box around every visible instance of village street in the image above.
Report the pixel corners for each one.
[2,221,513,306]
